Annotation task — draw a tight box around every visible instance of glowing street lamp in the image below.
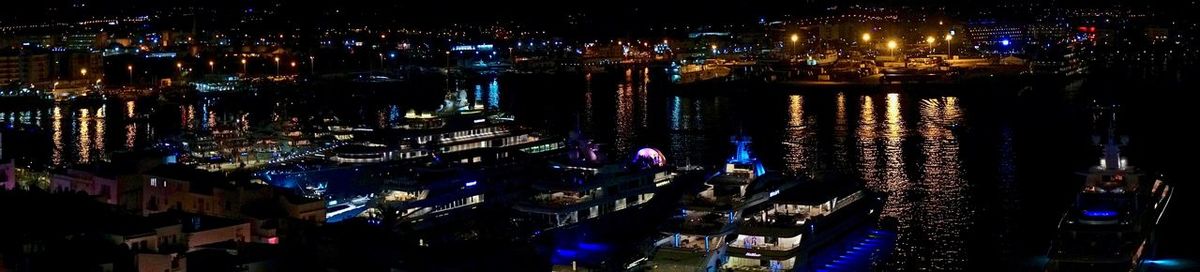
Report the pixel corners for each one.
[945,34,954,57]
[309,56,315,74]
[274,56,281,74]
[926,36,936,53]
[208,60,215,73]
[862,33,872,42]
[127,65,133,83]
[886,40,898,57]
[710,44,718,55]
[79,68,87,78]
[241,58,247,74]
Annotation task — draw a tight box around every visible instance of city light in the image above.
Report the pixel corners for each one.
[862,33,871,42]
[945,34,954,57]
[790,34,799,43]
[926,36,936,44]
[1000,39,1011,46]
[887,40,898,57]
[79,68,87,77]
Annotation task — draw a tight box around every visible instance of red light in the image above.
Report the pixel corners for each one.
[1078,26,1089,32]
[1089,27,1096,33]
[266,237,279,244]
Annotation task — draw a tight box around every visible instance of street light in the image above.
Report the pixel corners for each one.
[309,56,315,74]
[926,36,936,53]
[862,33,872,43]
[241,58,247,74]
[886,40,898,57]
[274,57,281,75]
[208,60,215,73]
[80,68,87,78]
[290,61,296,74]
[945,34,954,58]
[710,44,718,54]
[127,65,133,84]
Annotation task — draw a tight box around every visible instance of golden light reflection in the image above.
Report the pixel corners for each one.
[51,106,62,166]
[126,123,136,150]
[639,68,649,128]
[856,96,879,188]
[125,101,135,118]
[583,73,593,130]
[833,92,850,173]
[916,96,967,269]
[783,95,816,177]
[78,108,91,164]
[614,69,635,153]
[95,105,105,156]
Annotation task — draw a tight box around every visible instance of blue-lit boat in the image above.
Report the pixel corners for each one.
[1045,109,1174,272]
[512,131,678,270]
[649,134,790,272]
[514,131,675,231]
[724,180,878,272]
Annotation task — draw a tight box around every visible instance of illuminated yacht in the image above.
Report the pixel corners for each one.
[369,164,488,229]
[1045,108,1174,272]
[724,180,877,272]
[329,87,563,165]
[515,131,675,231]
[650,134,788,272]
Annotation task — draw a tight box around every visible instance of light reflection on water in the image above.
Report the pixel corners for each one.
[613,69,635,153]
[77,108,91,164]
[52,106,63,166]
[782,95,817,178]
[914,97,968,270]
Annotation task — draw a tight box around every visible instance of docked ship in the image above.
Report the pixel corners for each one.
[371,164,488,229]
[328,87,562,165]
[1044,108,1174,272]
[724,180,877,272]
[650,134,806,272]
[514,131,675,231]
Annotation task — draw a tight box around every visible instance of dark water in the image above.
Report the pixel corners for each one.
[2,68,1195,270]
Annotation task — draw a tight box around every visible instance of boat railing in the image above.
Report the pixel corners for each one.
[727,236,800,251]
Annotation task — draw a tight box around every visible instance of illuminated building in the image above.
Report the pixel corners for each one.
[0,51,50,84]
[966,21,1027,52]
